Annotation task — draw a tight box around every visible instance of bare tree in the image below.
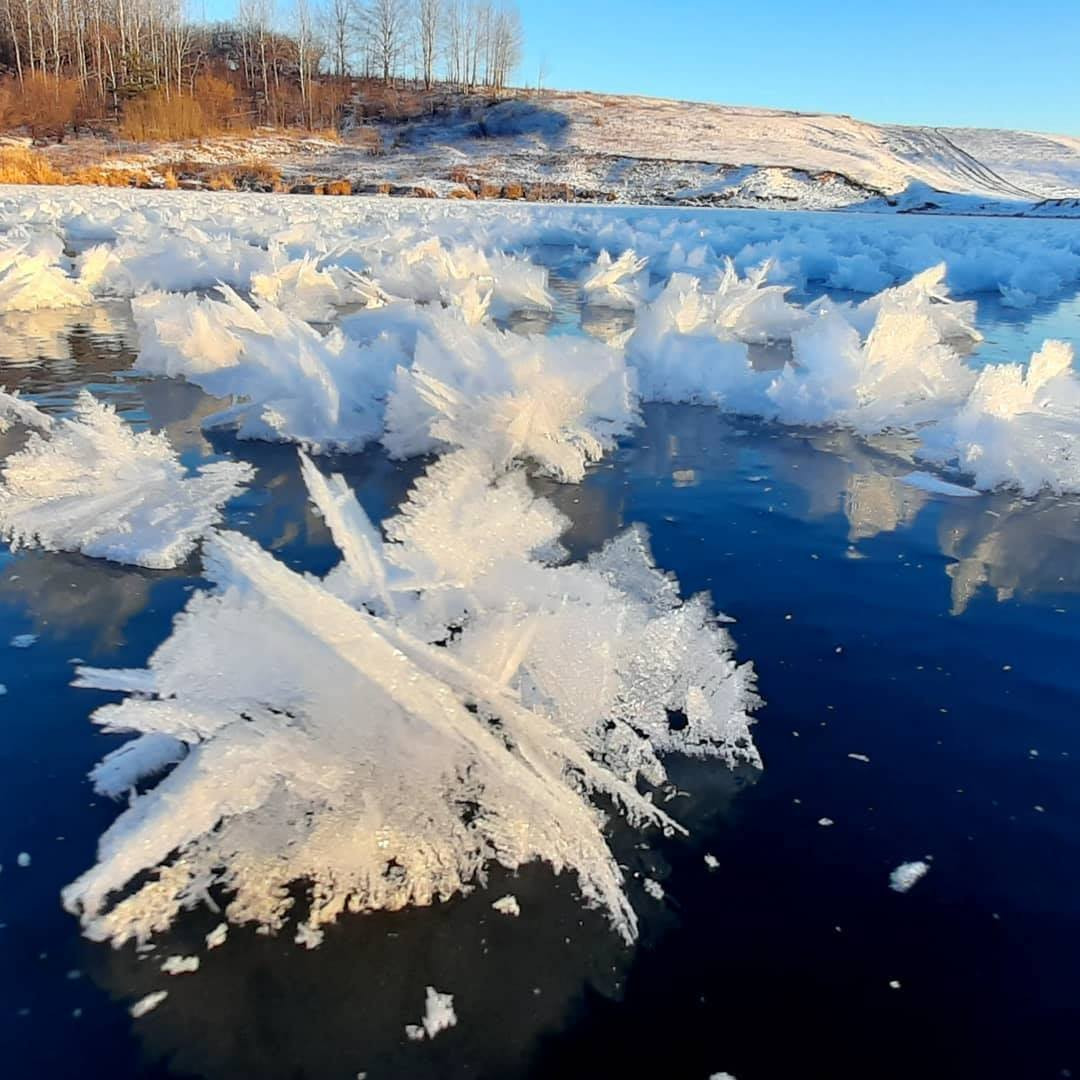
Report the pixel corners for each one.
[325,0,352,76]
[488,2,520,91]
[362,0,406,84]
[415,0,440,90]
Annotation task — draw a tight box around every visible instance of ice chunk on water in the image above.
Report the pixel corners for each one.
[889,860,930,893]
[407,987,457,1041]
[771,302,975,433]
[491,895,520,917]
[0,241,92,312]
[383,310,638,482]
[65,448,760,949]
[205,924,228,949]
[160,955,200,975]
[375,237,552,319]
[582,249,650,310]
[918,340,1080,495]
[129,990,168,1017]
[626,273,763,408]
[134,287,399,453]
[0,391,253,568]
[79,228,272,297]
[842,263,981,345]
[251,253,388,322]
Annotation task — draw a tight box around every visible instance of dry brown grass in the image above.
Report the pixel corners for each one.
[448,186,476,199]
[121,92,205,142]
[206,169,237,191]
[0,146,65,185]
[324,178,352,196]
[162,167,179,190]
[305,127,342,143]
[65,165,153,188]
[449,164,475,185]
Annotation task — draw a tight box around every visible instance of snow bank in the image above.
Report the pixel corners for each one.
[0,390,252,568]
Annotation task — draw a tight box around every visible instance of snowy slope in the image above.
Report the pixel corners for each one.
[39,90,1080,214]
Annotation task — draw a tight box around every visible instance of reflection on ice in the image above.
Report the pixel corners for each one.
[0,548,159,652]
[938,495,1080,615]
[0,302,136,366]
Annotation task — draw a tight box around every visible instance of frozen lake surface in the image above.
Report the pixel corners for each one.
[1,197,1079,1079]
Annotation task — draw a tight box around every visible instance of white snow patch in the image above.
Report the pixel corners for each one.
[129,990,168,1018]
[491,895,521,917]
[889,860,930,893]
[406,987,457,1041]
[160,955,200,975]
[205,923,228,950]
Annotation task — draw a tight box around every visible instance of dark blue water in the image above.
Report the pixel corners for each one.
[2,290,1080,1080]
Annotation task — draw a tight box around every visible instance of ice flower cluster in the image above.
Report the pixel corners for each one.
[62,447,760,947]
[0,187,1071,960]
[0,390,252,568]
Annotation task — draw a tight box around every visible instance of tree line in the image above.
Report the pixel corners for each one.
[0,0,524,139]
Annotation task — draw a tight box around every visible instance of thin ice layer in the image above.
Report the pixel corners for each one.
[0,391,252,569]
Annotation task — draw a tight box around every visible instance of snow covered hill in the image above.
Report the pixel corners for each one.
[44,89,1080,215]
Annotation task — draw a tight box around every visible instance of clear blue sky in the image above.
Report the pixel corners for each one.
[206,0,1079,134]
